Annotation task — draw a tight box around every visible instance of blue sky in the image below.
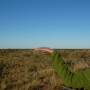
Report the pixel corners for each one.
[0,0,90,48]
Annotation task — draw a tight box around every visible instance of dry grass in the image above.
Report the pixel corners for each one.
[0,49,90,90]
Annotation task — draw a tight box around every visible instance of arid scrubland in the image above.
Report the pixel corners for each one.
[0,49,90,90]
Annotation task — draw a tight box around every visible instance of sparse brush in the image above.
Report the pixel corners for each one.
[0,49,90,90]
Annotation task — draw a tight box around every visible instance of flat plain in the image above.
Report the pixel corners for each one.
[0,49,90,90]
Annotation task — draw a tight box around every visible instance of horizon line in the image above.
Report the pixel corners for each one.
[0,48,90,49]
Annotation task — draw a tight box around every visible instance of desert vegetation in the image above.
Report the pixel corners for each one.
[0,49,90,90]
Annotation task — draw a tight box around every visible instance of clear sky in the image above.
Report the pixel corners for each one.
[0,0,90,49]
